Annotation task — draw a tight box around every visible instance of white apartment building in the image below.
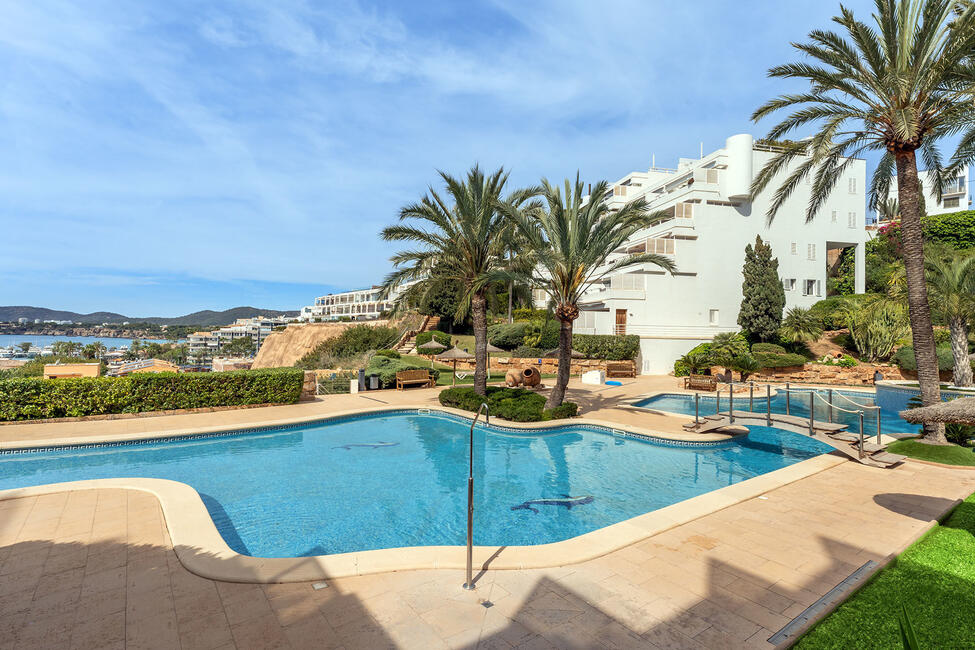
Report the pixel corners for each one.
[299,284,413,322]
[187,316,292,357]
[882,164,972,223]
[565,133,867,374]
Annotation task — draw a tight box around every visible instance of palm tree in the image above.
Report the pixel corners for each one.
[502,177,675,408]
[779,307,824,344]
[925,253,975,386]
[382,165,536,396]
[751,0,975,442]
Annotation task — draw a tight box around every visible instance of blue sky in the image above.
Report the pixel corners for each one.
[0,0,878,317]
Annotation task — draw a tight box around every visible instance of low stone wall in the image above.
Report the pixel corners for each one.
[750,363,909,386]
[448,356,635,376]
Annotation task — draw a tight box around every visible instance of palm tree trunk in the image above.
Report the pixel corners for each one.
[949,317,973,387]
[472,291,488,397]
[546,318,573,409]
[895,151,945,442]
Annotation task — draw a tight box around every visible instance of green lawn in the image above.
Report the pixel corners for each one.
[886,438,975,467]
[797,492,975,648]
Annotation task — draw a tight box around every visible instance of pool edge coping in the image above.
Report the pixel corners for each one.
[0,453,847,584]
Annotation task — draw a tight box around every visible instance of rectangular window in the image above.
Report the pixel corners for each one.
[706,168,719,183]
[790,242,798,255]
[578,311,597,330]
[783,278,796,291]
[803,280,816,296]
[675,202,693,219]
[816,280,822,297]
[848,177,857,193]
[848,212,857,228]
[709,309,719,325]
[807,243,816,261]
[610,273,644,290]
[944,197,960,208]
[831,210,838,223]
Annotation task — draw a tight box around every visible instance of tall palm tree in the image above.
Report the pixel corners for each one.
[502,177,675,408]
[382,165,536,396]
[751,0,975,442]
[925,253,975,386]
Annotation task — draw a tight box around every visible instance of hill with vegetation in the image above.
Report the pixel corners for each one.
[0,306,298,327]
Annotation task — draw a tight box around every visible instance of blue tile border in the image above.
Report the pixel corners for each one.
[0,408,736,456]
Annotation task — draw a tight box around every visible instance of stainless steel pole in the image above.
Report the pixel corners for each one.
[808,391,814,435]
[766,384,772,426]
[749,382,754,412]
[876,408,882,445]
[729,384,735,424]
[716,390,721,416]
[785,382,791,415]
[464,403,489,590]
[827,389,833,423]
[858,411,865,459]
[695,393,700,425]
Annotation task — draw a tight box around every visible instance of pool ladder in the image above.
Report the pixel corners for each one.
[463,403,488,590]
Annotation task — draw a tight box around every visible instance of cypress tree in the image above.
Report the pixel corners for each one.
[738,235,785,341]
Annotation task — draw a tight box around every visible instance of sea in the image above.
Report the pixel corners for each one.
[0,334,171,350]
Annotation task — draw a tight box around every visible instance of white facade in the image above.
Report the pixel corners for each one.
[299,284,412,322]
[883,165,972,222]
[566,133,867,374]
[187,316,292,357]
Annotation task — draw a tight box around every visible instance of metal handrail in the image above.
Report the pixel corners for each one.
[463,403,489,590]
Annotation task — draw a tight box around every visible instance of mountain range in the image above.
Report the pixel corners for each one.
[0,306,299,327]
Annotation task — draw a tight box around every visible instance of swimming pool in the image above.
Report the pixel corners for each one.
[633,389,917,436]
[0,410,832,558]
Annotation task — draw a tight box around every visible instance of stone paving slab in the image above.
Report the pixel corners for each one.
[2,459,973,649]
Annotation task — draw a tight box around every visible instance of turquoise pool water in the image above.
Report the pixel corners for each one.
[0,411,832,558]
[634,389,917,436]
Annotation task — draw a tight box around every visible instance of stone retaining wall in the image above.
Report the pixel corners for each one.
[750,363,910,385]
[448,357,635,376]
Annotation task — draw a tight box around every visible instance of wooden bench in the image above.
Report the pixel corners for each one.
[395,369,434,390]
[606,362,636,378]
[682,374,717,391]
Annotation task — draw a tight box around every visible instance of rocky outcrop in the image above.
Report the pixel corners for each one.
[250,321,394,369]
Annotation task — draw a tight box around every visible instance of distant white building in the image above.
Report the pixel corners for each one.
[882,164,972,223]
[299,283,415,322]
[187,316,294,357]
[560,133,868,374]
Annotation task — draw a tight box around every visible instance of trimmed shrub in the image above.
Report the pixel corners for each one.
[487,321,560,350]
[753,352,809,369]
[438,386,577,422]
[512,308,550,321]
[365,356,440,388]
[415,330,451,348]
[513,346,547,358]
[751,342,788,355]
[374,349,400,359]
[0,368,304,421]
[893,344,955,371]
[572,334,640,360]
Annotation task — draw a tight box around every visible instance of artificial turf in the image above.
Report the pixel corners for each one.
[886,438,975,467]
[796,492,975,648]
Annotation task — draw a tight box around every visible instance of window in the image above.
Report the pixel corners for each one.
[790,242,798,255]
[706,168,719,183]
[848,211,857,228]
[807,243,817,261]
[709,309,720,325]
[803,280,816,296]
[944,197,960,208]
[675,202,693,219]
[848,177,857,194]
[577,311,597,330]
[610,273,644,290]
[532,289,548,306]
[783,278,796,291]
[817,280,822,296]
[831,210,838,223]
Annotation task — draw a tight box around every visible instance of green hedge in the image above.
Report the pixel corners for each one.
[365,356,440,388]
[438,386,577,422]
[415,330,451,348]
[751,342,788,355]
[0,368,304,421]
[512,308,550,321]
[374,349,400,359]
[572,334,640,360]
[488,322,560,350]
[893,344,956,371]
[753,352,808,369]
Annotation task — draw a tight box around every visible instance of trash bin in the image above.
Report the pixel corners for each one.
[358,369,366,392]
[368,375,379,390]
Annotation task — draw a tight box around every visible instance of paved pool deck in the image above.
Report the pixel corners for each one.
[1,376,971,649]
